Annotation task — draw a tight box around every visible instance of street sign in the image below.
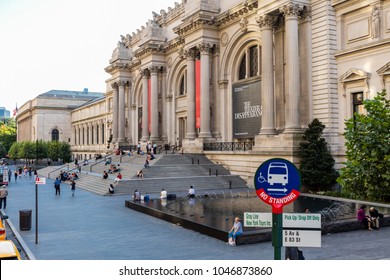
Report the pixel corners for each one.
[254,158,301,208]
[35,177,46,185]
[244,212,272,227]
[283,229,321,247]
[283,213,321,229]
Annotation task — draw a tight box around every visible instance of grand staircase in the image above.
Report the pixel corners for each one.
[36,153,249,196]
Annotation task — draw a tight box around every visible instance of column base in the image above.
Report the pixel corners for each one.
[149,136,160,141]
[259,128,277,135]
[185,132,197,140]
[253,132,303,156]
[198,131,212,138]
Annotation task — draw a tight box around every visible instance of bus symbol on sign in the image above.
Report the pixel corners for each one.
[267,162,288,186]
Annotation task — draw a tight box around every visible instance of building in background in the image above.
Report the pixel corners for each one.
[16,89,104,146]
[0,107,10,120]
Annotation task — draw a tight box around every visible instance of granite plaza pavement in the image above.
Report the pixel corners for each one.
[3,168,390,260]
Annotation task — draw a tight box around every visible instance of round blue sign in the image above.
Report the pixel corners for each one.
[254,158,301,206]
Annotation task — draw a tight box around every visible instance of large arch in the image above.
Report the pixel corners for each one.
[219,25,262,141]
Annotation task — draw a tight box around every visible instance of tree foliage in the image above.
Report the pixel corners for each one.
[8,140,71,163]
[299,118,339,191]
[0,119,16,157]
[337,91,390,202]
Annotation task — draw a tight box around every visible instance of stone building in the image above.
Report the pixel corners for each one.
[16,90,104,146]
[18,0,390,186]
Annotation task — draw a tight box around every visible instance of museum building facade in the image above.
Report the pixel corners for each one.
[17,0,390,186]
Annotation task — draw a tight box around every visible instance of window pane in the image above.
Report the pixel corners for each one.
[249,46,258,77]
[239,54,246,80]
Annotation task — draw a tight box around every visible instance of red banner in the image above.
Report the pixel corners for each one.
[195,59,201,129]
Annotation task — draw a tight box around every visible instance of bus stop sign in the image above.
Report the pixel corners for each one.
[254,158,301,208]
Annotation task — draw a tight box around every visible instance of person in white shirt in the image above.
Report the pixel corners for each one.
[160,188,167,199]
[188,185,195,198]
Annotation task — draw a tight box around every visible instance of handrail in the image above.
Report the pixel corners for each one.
[48,163,69,179]
[203,142,253,151]
[89,152,113,172]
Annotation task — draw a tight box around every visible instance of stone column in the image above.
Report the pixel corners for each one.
[185,48,196,140]
[212,45,221,139]
[111,83,119,143]
[141,69,150,142]
[161,68,168,141]
[150,66,159,141]
[117,80,126,143]
[199,42,212,138]
[299,6,313,127]
[126,82,133,143]
[257,14,277,135]
[280,2,301,133]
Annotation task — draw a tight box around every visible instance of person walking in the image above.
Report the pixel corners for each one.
[14,170,18,182]
[0,185,8,209]
[8,168,12,183]
[70,180,76,196]
[54,177,61,196]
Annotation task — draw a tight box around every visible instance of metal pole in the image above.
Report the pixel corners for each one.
[272,205,283,260]
[35,183,38,244]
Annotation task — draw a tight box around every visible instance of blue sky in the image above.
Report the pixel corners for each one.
[0,0,175,112]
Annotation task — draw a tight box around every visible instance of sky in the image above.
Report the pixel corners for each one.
[0,0,176,113]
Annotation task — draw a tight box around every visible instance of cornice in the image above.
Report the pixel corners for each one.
[133,42,166,59]
[173,11,219,38]
[216,0,258,29]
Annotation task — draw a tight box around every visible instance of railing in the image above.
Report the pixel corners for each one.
[48,163,69,179]
[89,153,113,172]
[203,142,253,151]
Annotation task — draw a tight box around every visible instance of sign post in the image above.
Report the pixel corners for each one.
[34,177,46,244]
[254,158,301,260]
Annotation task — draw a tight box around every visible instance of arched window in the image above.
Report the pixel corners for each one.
[51,129,59,141]
[179,72,186,95]
[238,45,261,81]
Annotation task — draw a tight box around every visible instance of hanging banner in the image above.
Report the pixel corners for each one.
[232,79,262,138]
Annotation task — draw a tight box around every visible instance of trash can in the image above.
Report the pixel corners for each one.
[19,209,32,231]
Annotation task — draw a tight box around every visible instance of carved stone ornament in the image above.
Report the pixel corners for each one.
[256,14,276,29]
[239,17,249,32]
[280,2,301,18]
[220,32,229,47]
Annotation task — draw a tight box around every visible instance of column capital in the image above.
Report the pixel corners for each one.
[256,14,277,29]
[183,48,197,60]
[199,42,212,54]
[140,68,150,79]
[160,67,167,75]
[299,6,312,23]
[280,2,300,18]
[149,65,160,75]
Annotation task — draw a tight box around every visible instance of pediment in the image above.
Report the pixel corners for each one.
[377,62,390,76]
[339,68,371,83]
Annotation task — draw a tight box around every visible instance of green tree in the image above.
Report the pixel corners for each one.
[20,141,36,160]
[338,90,390,202]
[0,121,17,156]
[299,118,339,191]
[8,142,21,160]
[59,142,72,163]
[47,141,61,161]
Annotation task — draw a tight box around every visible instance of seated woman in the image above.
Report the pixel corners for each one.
[228,217,243,245]
[357,205,373,230]
[108,184,114,194]
[102,171,108,179]
[114,172,122,183]
[134,190,141,201]
[136,170,144,178]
